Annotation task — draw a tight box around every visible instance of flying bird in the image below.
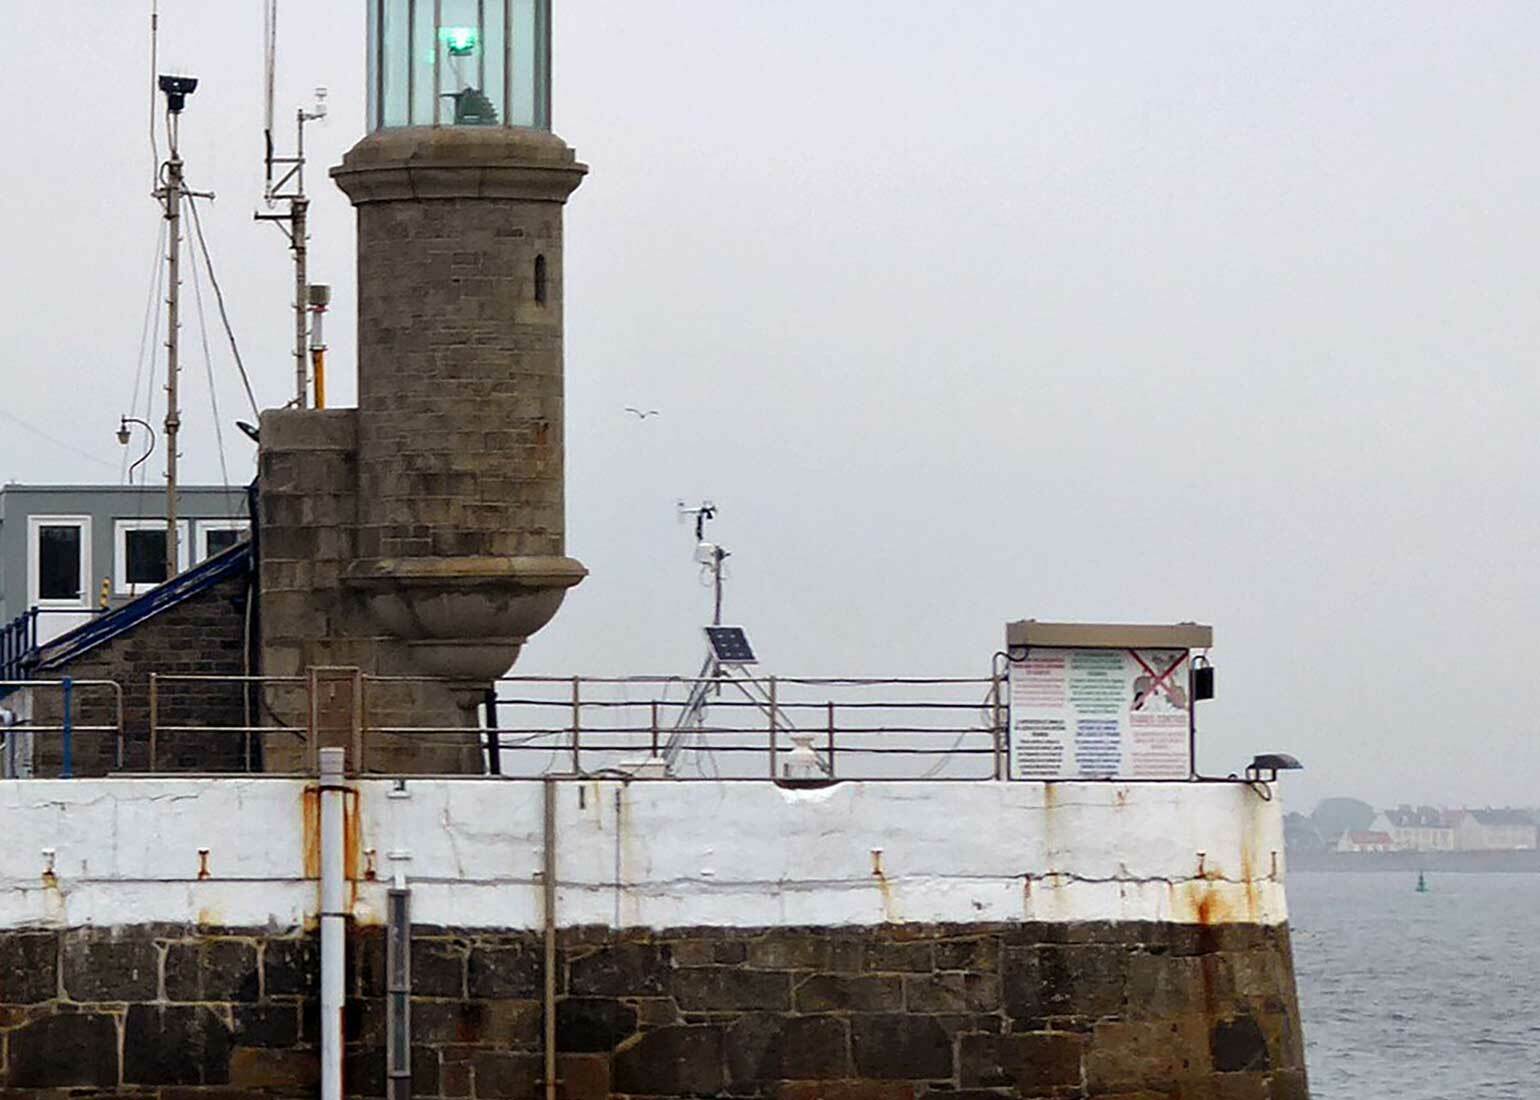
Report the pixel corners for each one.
[624,407,661,419]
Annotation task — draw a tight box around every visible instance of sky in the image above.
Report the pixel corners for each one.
[2,2,1538,810]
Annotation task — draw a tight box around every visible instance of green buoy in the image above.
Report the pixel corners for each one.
[1416,870,1428,893]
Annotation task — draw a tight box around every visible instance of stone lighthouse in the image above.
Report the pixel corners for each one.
[257,0,585,772]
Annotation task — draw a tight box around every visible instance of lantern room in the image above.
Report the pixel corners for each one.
[367,0,552,130]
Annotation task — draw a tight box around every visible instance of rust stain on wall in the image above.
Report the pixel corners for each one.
[302,786,362,885]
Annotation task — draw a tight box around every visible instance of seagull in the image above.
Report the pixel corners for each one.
[624,407,661,419]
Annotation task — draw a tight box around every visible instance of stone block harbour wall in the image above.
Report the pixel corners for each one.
[0,921,1304,1099]
[0,779,1310,1099]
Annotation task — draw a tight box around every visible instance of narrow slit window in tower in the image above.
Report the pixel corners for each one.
[534,254,548,305]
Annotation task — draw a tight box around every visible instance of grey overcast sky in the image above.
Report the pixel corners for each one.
[3,3,1536,810]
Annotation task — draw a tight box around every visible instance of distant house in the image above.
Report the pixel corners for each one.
[0,484,249,647]
[1450,809,1537,851]
[1371,805,1455,851]
[1337,830,1395,853]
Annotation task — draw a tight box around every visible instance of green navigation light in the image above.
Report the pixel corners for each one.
[440,26,479,56]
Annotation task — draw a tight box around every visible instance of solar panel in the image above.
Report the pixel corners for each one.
[705,626,757,665]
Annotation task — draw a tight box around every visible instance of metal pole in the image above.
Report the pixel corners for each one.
[767,677,777,779]
[570,677,580,774]
[712,549,724,626]
[385,885,412,1100]
[542,777,558,1100]
[827,700,836,779]
[163,127,183,580]
[293,115,310,408]
[148,672,159,771]
[60,677,73,779]
[484,687,501,775]
[319,747,347,1100]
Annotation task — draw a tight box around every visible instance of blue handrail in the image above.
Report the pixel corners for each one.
[35,542,252,672]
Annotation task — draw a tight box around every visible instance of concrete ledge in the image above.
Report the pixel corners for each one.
[0,779,1291,930]
[333,126,588,204]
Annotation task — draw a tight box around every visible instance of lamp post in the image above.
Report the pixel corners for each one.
[117,416,157,483]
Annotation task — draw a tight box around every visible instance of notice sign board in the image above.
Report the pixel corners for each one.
[1008,647,1193,780]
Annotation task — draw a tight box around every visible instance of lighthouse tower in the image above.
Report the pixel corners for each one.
[253,1,587,773]
[334,3,586,688]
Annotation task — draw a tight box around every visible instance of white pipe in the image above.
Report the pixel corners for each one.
[319,748,347,1100]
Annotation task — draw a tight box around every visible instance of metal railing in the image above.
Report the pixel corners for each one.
[124,670,1009,779]
[0,679,125,777]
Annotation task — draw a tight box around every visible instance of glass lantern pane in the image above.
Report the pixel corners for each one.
[370,0,550,129]
[411,1,436,125]
[438,0,501,125]
[367,0,379,129]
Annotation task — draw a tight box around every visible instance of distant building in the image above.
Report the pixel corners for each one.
[1450,809,1537,851]
[1372,805,1455,851]
[0,484,249,646]
[1337,830,1395,853]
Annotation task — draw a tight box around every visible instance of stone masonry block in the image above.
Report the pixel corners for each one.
[612,1026,726,1097]
[61,930,159,1002]
[6,1013,118,1088]
[568,942,671,998]
[957,1031,1085,1091]
[165,939,260,1003]
[727,1014,850,1087]
[468,942,542,999]
[555,998,638,1053]
[850,1015,953,1080]
[0,933,58,1004]
[793,974,903,1014]
[672,967,792,1013]
[904,972,1000,1014]
[124,1004,234,1086]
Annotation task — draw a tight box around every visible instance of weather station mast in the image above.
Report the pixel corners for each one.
[152,74,212,580]
[256,0,328,408]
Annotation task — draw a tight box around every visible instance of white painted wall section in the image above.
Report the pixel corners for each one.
[0,779,1290,930]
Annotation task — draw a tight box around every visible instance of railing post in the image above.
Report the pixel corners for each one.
[650,700,660,758]
[60,677,73,779]
[992,665,1006,781]
[148,672,159,772]
[570,676,581,774]
[114,681,126,772]
[826,700,836,779]
[484,687,502,776]
[767,677,778,779]
[351,669,364,776]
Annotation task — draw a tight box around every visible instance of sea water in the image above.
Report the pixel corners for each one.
[1290,871,1540,1098]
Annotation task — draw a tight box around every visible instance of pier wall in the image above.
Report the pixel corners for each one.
[0,780,1308,1098]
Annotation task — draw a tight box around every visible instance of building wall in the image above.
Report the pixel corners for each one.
[0,920,1306,1099]
[0,778,1307,1098]
[0,485,248,624]
[256,409,479,775]
[352,194,567,562]
[27,571,250,776]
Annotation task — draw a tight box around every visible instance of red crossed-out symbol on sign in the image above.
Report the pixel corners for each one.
[1130,651,1188,711]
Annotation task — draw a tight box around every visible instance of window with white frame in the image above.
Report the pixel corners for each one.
[114,519,189,596]
[196,519,251,563]
[28,516,91,608]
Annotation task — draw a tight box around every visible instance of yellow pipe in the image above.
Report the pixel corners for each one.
[312,347,327,409]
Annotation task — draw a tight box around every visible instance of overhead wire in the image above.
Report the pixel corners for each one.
[186,213,234,508]
[0,409,118,472]
[185,194,261,418]
[123,219,169,484]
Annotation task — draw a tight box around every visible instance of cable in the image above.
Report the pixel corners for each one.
[148,1,160,189]
[123,219,168,484]
[0,408,118,472]
[187,222,233,504]
[185,194,260,418]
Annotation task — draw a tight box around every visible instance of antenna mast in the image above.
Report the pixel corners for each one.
[154,74,208,580]
[256,0,327,408]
